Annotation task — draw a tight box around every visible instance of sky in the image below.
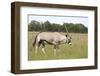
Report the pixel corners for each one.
[28,15,88,27]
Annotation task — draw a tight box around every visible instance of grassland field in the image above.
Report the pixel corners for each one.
[28,32,88,61]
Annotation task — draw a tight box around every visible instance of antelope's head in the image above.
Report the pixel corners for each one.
[64,25,72,45]
[65,35,72,45]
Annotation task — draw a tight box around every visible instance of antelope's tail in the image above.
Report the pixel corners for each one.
[32,35,37,47]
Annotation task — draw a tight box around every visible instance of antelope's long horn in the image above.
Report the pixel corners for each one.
[41,22,46,32]
[64,25,69,36]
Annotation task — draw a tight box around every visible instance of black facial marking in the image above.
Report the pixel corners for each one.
[68,39,71,43]
[65,35,68,37]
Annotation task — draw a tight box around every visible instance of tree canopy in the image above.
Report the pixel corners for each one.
[28,20,88,33]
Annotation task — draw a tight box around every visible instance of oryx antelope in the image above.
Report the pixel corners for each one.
[32,26,72,55]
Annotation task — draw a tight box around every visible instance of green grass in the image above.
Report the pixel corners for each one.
[28,32,88,60]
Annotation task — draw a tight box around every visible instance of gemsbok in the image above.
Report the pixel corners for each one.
[32,26,72,55]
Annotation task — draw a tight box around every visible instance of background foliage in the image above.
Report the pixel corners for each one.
[28,20,88,33]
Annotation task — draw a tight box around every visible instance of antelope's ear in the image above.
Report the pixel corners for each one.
[65,35,68,37]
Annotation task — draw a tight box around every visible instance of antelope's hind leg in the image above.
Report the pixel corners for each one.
[35,45,38,55]
[34,42,41,55]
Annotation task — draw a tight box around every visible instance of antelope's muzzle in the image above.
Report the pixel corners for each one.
[69,43,72,45]
[68,39,72,45]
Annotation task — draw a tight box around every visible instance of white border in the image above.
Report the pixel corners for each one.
[20,7,95,70]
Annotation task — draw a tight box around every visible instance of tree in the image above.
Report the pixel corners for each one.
[28,20,88,33]
[28,20,41,31]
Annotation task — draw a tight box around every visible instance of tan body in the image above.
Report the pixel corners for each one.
[32,32,72,55]
[37,32,67,45]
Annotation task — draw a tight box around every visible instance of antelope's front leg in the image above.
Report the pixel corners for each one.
[53,45,59,56]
